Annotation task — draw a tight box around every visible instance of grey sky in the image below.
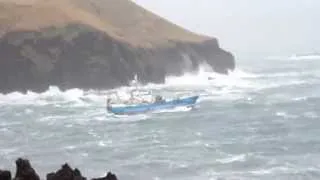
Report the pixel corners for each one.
[134,0,320,58]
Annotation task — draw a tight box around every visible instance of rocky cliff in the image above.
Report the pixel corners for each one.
[0,0,235,93]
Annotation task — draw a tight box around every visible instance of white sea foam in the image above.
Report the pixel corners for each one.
[0,64,255,106]
[0,60,314,114]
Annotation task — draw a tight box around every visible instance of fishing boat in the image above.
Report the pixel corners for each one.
[107,95,199,115]
[106,74,199,115]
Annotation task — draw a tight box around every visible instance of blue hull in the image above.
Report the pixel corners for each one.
[107,95,199,115]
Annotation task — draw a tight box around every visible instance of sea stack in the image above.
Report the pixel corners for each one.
[0,0,235,93]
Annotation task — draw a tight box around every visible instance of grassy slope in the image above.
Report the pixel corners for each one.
[0,0,211,47]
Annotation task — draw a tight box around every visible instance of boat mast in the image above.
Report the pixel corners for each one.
[133,74,138,90]
[129,74,139,99]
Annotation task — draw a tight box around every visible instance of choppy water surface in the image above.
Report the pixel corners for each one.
[1,55,320,180]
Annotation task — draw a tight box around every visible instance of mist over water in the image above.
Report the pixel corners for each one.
[1,53,320,179]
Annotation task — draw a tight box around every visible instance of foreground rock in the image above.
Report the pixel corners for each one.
[0,170,11,180]
[14,158,40,180]
[0,158,118,180]
[0,0,235,93]
[46,163,85,180]
[91,172,118,180]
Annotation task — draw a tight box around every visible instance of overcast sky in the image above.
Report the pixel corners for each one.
[134,0,320,58]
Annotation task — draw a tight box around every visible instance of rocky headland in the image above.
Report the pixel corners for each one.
[0,0,235,93]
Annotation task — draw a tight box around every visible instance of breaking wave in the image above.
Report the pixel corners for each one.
[0,64,254,105]
[0,59,318,108]
[266,54,320,61]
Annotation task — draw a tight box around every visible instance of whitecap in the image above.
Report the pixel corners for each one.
[250,166,291,175]
[289,54,320,61]
[303,112,318,119]
[216,154,246,164]
[293,96,308,101]
[275,111,298,119]
[24,108,33,114]
[98,141,107,147]
[63,145,76,150]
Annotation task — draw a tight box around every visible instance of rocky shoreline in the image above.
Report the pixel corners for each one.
[0,158,118,180]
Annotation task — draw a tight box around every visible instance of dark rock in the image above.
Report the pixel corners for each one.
[91,172,118,180]
[0,158,119,180]
[46,163,86,180]
[14,158,40,180]
[0,169,11,180]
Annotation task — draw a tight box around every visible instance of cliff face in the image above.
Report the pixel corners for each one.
[0,0,235,93]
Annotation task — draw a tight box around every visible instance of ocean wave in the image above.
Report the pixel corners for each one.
[266,54,320,61]
[0,61,316,112]
[216,154,247,164]
[0,64,259,106]
[275,111,299,119]
[289,54,320,61]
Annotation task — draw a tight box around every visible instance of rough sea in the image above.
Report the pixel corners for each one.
[0,54,320,180]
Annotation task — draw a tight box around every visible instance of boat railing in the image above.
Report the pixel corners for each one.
[106,89,154,105]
